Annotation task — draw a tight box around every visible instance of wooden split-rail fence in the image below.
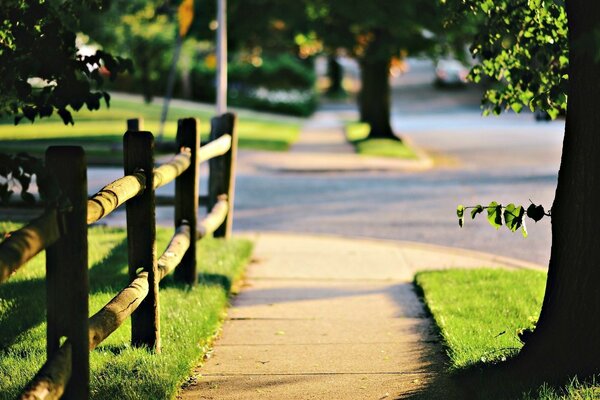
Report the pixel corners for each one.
[0,113,238,399]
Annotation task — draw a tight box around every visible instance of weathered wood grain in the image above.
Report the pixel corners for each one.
[207,113,237,238]
[124,131,160,352]
[153,150,191,190]
[45,146,89,399]
[0,210,60,284]
[87,172,146,225]
[20,342,72,400]
[158,224,192,280]
[198,134,231,163]
[197,196,229,239]
[174,118,200,285]
[88,271,150,349]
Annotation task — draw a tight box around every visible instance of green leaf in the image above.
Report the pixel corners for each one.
[504,204,524,232]
[457,205,465,227]
[471,205,484,219]
[526,204,545,222]
[487,201,503,229]
[510,102,523,113]
[547,108,559,119]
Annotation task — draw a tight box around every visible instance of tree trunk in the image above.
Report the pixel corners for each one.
[519,0,600,379]
[326,56,344,96]
[358,57,398,140]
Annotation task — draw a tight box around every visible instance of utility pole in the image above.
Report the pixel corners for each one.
[216,0,227,115]
[157,0,194,141]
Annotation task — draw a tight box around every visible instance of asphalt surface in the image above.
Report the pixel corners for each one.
[88,60,563,266]
[231,67,562,265]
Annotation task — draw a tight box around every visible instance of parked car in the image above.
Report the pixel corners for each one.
[434,59,469,87]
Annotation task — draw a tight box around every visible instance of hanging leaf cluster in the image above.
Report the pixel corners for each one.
[0,153,60,206]
[0,0,133,125]
[441,0,568,118]
[456,201,549,238]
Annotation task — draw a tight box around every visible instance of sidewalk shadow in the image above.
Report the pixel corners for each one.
[401,283,558,400]
[226,280,457,398]
[403,361,558,400]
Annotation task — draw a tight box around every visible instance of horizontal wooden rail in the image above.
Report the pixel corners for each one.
[157,224,191,280]
[197,195,229,239]
[17,116,239,399]
[198,134,231,164]
[153,148,192,190]
[22,270,150,400]
[20,341,72,400]
[0,209,61,284]
[88,272,150,350]
[22,223,193,398]
[87,172,146,225]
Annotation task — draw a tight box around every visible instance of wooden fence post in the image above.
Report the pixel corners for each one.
[45,146,89,399]
[127,118,144,131]
[208,113,238,238]
[174,118,200,284]
[124,131,161,352]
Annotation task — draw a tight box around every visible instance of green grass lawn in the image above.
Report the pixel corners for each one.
[345,122,418,159]
[0,223,252,399]
[415,268,600,399]
[0,98,302,163]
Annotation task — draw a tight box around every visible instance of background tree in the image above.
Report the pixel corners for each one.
[0,0,131,125]
[0,0,131,205]
[188,0,318,116]
[81,0,176,103]
[305,0,439,140]
[192,0,309,56]
[450,0,600,380]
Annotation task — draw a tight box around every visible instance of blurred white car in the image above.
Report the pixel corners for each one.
[434,59,469,86]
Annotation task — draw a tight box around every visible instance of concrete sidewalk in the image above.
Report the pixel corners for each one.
[239,110,433,173]
[180,233,540,400]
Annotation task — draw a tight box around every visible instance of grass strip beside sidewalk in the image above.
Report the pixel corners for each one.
[415,268,600,399]
[345,122,418,159]
[0,223,252,399]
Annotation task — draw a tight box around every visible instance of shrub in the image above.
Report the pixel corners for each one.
[190,54,317,116]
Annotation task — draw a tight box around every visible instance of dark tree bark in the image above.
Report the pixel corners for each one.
[358,57,399,140]
[358,56,398,140]
[519,0,600,379]
[326,56,345,96]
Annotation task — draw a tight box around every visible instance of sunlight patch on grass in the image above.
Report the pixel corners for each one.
[414,268,545,369]
[415,268,600,399]
[345,122,418,159]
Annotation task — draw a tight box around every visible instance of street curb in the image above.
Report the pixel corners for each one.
[236,230,545,271]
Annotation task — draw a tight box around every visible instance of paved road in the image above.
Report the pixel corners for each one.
[90,61,563,266]
[231,76,562,265]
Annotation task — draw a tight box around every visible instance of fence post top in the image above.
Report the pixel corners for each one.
[125,130,154,139]
[177,117,198,125]
[46,145,85,157]
[212,112,236,122]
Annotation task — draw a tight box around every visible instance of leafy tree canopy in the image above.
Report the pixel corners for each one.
[190,0,309,56]
[305,0,439,61]
[444,0,568,118]
[0,0,132,125]
[80,0,177,103]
